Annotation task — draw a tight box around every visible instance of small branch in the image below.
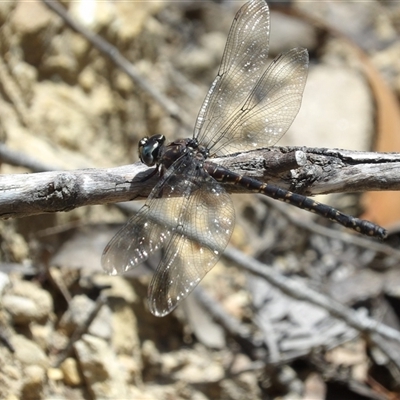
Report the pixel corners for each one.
[0,163,150,219]
[193,287,253,340]
[53,295,106,368]
[0,143,58,173]
[224,246,400,368]
[259,196,400,260]
[1,147,400,219]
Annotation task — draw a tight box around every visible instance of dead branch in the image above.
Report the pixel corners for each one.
[0,147,400,218]
[1,146,400,219]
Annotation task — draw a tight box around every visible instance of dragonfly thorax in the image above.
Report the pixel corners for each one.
[158,138,209,170]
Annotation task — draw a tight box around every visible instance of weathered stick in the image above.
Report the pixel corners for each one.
[1,146,400,219]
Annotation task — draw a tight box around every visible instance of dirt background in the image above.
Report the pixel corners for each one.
[2,1,400,399]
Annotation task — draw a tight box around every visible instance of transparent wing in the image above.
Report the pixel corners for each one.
[211,48,308,156]
[101,155,194,275]
[148,170,234,317]
[195,0,308,156]
[101,154,235,317]
[194,0,270,148]
[101,205,167,276]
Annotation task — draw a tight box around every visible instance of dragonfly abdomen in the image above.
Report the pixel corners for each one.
[206,163,387,239]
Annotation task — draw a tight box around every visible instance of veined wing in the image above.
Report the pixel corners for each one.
[101,154,235,317]
[211,47,308,156]
[148,169,234,317]
[194,0,270,150]
[101,154,195,275]
[195,0,308,157]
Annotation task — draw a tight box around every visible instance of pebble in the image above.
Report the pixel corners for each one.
[269,12,317,55]
[47,367,64,381]
[10,334,48,368]
[0,1,15,24]
[2,295,37,324]
[58,294,112,340]
[110,302,139,355]
[0,271,10,295]
[11,1,53,36]
[59,295,96,335]
[6,280,53,323]
[284,64,373,150]
[21,365,46,400]
[60,357,82,387]
[74,334,130,399]
[30,323,53,352]
[92,275,137,304]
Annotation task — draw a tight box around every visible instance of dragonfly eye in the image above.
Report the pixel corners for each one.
[138,134,166,166]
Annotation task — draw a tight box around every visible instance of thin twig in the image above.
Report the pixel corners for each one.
[193,287,253,342]
[0,144,58,173]
[53,295,106,368]
[224,246,400,368]
[254,314,281,363]
[0,330,14,353]
[259,195,400,260]
[0,58,30,128]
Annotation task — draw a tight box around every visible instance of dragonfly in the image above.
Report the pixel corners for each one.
[102,0,387,317]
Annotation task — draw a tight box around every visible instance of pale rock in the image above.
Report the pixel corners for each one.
[0,2,15,24]
[60,357,82,387]
[118,354,142,384]
[59,294,112,340]
[47,367,63,382]
[0,271,10,295]
[141,340,161,367]
[21,365,45,400]
[284,64,373,150]
[114,71,134,94]
[114,2,164,42]
[10,280,53,322]
[44,53,77,80]
[0,348,23,399]
[269,12,317,55]
[6,121,93,171]
[110,302,139,355]
[9,61,38,104]
[177,42,217,76]
[58,294,95,335]
[11,335,48,368]
[92,275,137,304]
[70,1,115,31]
[2,295,38,324]
[7,233,29,263]
[31,322,53,351]
[89,303,112,341]
[74,334,129,399]
[11,1,53,35]
[78,67,97,92]
[69,32,91,62]
[173,359,224,384]
[24,79,116,166]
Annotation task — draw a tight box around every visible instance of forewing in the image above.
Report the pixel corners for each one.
[102,155,195,275]
[212,48,309,156]
[148,171,235,317]
[194,0,270,149]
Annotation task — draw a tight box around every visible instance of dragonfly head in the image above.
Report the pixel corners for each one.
[138,134,166,166]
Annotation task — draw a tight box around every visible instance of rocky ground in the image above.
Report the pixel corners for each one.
[2,1,400,399]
